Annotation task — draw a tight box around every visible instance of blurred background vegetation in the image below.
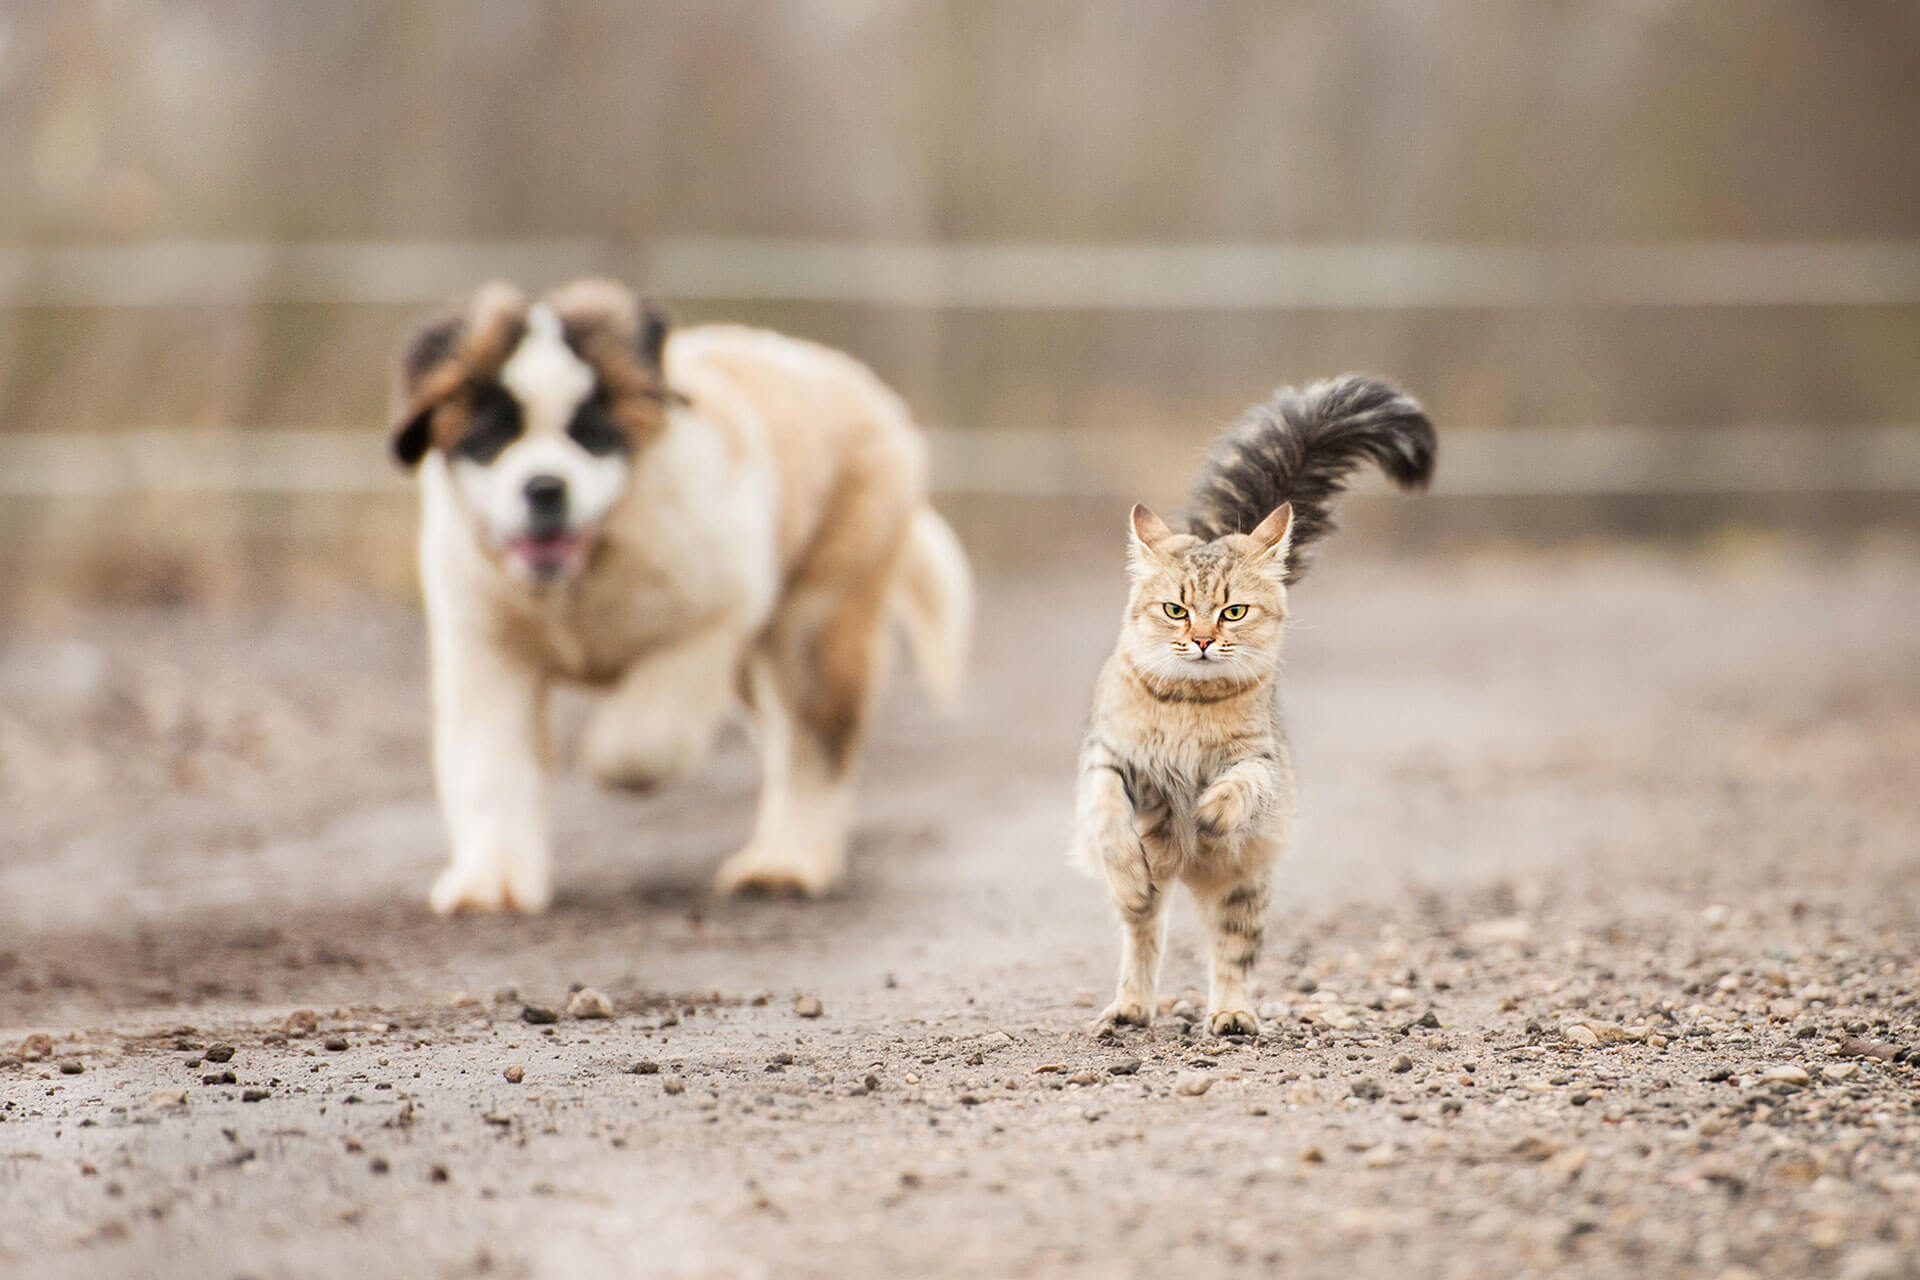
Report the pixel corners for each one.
[1,1,1917,609]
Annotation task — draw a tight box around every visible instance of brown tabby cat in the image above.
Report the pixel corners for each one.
[1072,375,1436,1037]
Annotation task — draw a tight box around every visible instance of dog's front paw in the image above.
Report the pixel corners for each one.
[1206,1007,1260,1038]
[713,841,842,899]
[1194,781,1252,841]
[1088,999,1153,1037]
[430,852,552,915]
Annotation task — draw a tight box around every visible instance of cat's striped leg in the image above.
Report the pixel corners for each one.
[1189,867,1271,1037]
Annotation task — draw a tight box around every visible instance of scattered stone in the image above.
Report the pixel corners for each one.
[1351,1079,1384,1101]
[58,1061,84,1075]
[793,995,824,1019]
[202,1071,237,1086]
[284,1010,318,1036]
[147,1089,188,1108]
[1383,987,1416,1010]
[241,1088,270,1102]
[1300,1145,1325,1164]
[520,1005,559,1026]
[627,1061,661,1075]
[1361,1143,1401,1168]
[662,1076,687,1095]
[1174,1071,1213,1096]
[204,1045,235,1064]
[482,1112,513,1126]
[566,988,613,1020]
[369,1156,390,1174]
[1759,1064,1810,1087]
[1562,1023,1601,1048]
[1107,1059,1144,1076]
[324,1036,349,1052]
[1067,1071,1098,1086]
[19,1033,53,1061]
[1390,1055,1413,1074]
[1465,917,1534,947]
[503,1065,525,1084]
[429,1165,450,1184]
[1834,1034,1898,1062]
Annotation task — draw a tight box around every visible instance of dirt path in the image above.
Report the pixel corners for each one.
[4,536,1919,1279]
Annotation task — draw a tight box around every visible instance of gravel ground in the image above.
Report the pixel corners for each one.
[3,528,1919,1279]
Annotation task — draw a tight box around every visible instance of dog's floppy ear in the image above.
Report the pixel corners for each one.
[390,315,463,468]
[636,299,669,374]
[548,277,672,376]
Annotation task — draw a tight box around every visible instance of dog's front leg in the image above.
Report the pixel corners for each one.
[427,635,554,914]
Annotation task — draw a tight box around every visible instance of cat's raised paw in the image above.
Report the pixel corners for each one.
[1207,1008,1260,1038]
[1089,1000,1153,1036]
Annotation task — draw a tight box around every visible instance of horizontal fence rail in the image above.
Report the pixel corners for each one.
[3,240,1920,310]
[4,426,1918,500]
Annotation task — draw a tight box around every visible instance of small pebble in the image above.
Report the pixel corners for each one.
[627,1061,661,1075]
[1351,1079,1384,1101]
[19,1034,53,1061]
[284,1010,318,1036]
[241,1088,270,1102]
[1390,1055,1413,1074]
[503,1065,525,1084]
[1760,1064,1810,1086]
[324,1036,349,1052]
[204,1045,235,1064]
[1107,1058,1144,1076]
[566,989,613,1020]
[1174,1071,1213,1096]
[520,1005,559,1025]
[58,1061,84,1075]
[202,1071,237,1086]
[1562,1023,1601,1048]
[662,1076,687,1095]
[793,995,824,1019]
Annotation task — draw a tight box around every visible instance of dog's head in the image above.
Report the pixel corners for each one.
[390,278,676,586]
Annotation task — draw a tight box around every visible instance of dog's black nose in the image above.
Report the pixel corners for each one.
[524,474,567,513]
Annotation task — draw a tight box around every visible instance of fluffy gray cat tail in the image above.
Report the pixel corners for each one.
[1184,374,1437,582]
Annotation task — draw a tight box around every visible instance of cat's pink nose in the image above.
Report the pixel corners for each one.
[1193,636,1214,652]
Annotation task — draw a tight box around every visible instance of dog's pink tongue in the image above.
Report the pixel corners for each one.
[513,533,583,573]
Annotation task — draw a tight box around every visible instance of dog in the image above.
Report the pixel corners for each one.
[389,278,972,912]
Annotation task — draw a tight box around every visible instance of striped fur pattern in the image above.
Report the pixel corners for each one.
[1072,380,1436,1037]
[1185,375,1436,583]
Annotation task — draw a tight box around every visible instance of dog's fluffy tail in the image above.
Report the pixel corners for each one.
[1185,374,1436,582]
[893,504,974,711]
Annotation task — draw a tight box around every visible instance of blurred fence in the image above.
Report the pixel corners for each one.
[1,0,1917,606]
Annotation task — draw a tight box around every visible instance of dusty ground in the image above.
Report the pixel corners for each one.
[3,525,1920,1279]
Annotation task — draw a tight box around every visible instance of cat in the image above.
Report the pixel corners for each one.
[1071,375,1436,1037]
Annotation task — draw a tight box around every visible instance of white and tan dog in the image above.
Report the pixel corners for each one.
[390,278,971,913]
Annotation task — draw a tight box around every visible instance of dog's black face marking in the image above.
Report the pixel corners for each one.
[566,396,630,458]
[454,385,524,465]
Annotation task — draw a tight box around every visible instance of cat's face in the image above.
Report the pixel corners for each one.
[1120,503,1292,685]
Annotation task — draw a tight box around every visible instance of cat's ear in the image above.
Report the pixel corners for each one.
[1246,503,1293,568]
[1130,504,1173,551]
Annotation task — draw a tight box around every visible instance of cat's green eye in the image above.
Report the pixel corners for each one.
[1220,604,1249,621]
[1162,602,1189,620]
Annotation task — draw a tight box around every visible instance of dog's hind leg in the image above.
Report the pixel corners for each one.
[714,541,898,898]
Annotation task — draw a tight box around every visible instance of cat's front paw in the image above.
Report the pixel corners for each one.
[1089,999,1154,1036]
[1194,781,1253,841]
[1207,1007,1260,1038]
